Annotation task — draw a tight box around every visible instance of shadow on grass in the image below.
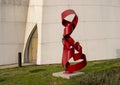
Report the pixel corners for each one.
[0,79,5,82]
[29,69,46,73]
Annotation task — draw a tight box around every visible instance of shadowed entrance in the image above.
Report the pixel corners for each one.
[24,25,38,63]
[28,28,38,63]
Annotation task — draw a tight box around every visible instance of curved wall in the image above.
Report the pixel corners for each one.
[23,0,43,64]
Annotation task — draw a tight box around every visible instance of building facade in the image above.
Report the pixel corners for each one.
[0,0,120,65]
[0,0,29,65]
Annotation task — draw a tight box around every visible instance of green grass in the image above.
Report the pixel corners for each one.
[0,59,120,85]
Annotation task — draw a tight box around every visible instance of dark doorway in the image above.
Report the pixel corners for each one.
[24,25,38,63]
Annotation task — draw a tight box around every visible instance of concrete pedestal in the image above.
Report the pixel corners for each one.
[52,71,84,79]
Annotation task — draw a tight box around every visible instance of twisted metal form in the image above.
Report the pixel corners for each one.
[61,9,87,73]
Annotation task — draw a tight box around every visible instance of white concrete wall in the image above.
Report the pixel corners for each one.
[1,0,120,65]
[23,0,43,64]
[0,0,29,65]
[40,0,120,64]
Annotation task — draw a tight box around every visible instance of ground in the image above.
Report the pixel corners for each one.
[0,59,120,85]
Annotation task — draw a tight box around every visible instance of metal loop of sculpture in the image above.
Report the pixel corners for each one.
[61,9,87,74]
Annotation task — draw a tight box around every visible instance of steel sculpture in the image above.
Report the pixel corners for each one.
[61,9,87,73]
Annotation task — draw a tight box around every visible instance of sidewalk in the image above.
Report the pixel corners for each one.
[0,63,35,69]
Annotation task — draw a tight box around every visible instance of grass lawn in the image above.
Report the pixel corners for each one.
[0,59,120,85]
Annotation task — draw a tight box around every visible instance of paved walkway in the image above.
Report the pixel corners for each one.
[0,63,35,69]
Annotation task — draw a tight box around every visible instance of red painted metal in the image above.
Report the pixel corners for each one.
[61,9,87,73]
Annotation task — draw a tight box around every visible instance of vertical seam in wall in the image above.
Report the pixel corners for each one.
[36,0,44,64]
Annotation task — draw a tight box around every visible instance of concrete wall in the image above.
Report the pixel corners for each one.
[0,0,29,65]
[40,0,120,64]
[1,0,120,65]
[23,0,43,64]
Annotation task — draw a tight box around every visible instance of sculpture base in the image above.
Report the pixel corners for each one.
[52,71,85,79]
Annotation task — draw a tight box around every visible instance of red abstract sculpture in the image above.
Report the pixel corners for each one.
[61,9,87,73]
